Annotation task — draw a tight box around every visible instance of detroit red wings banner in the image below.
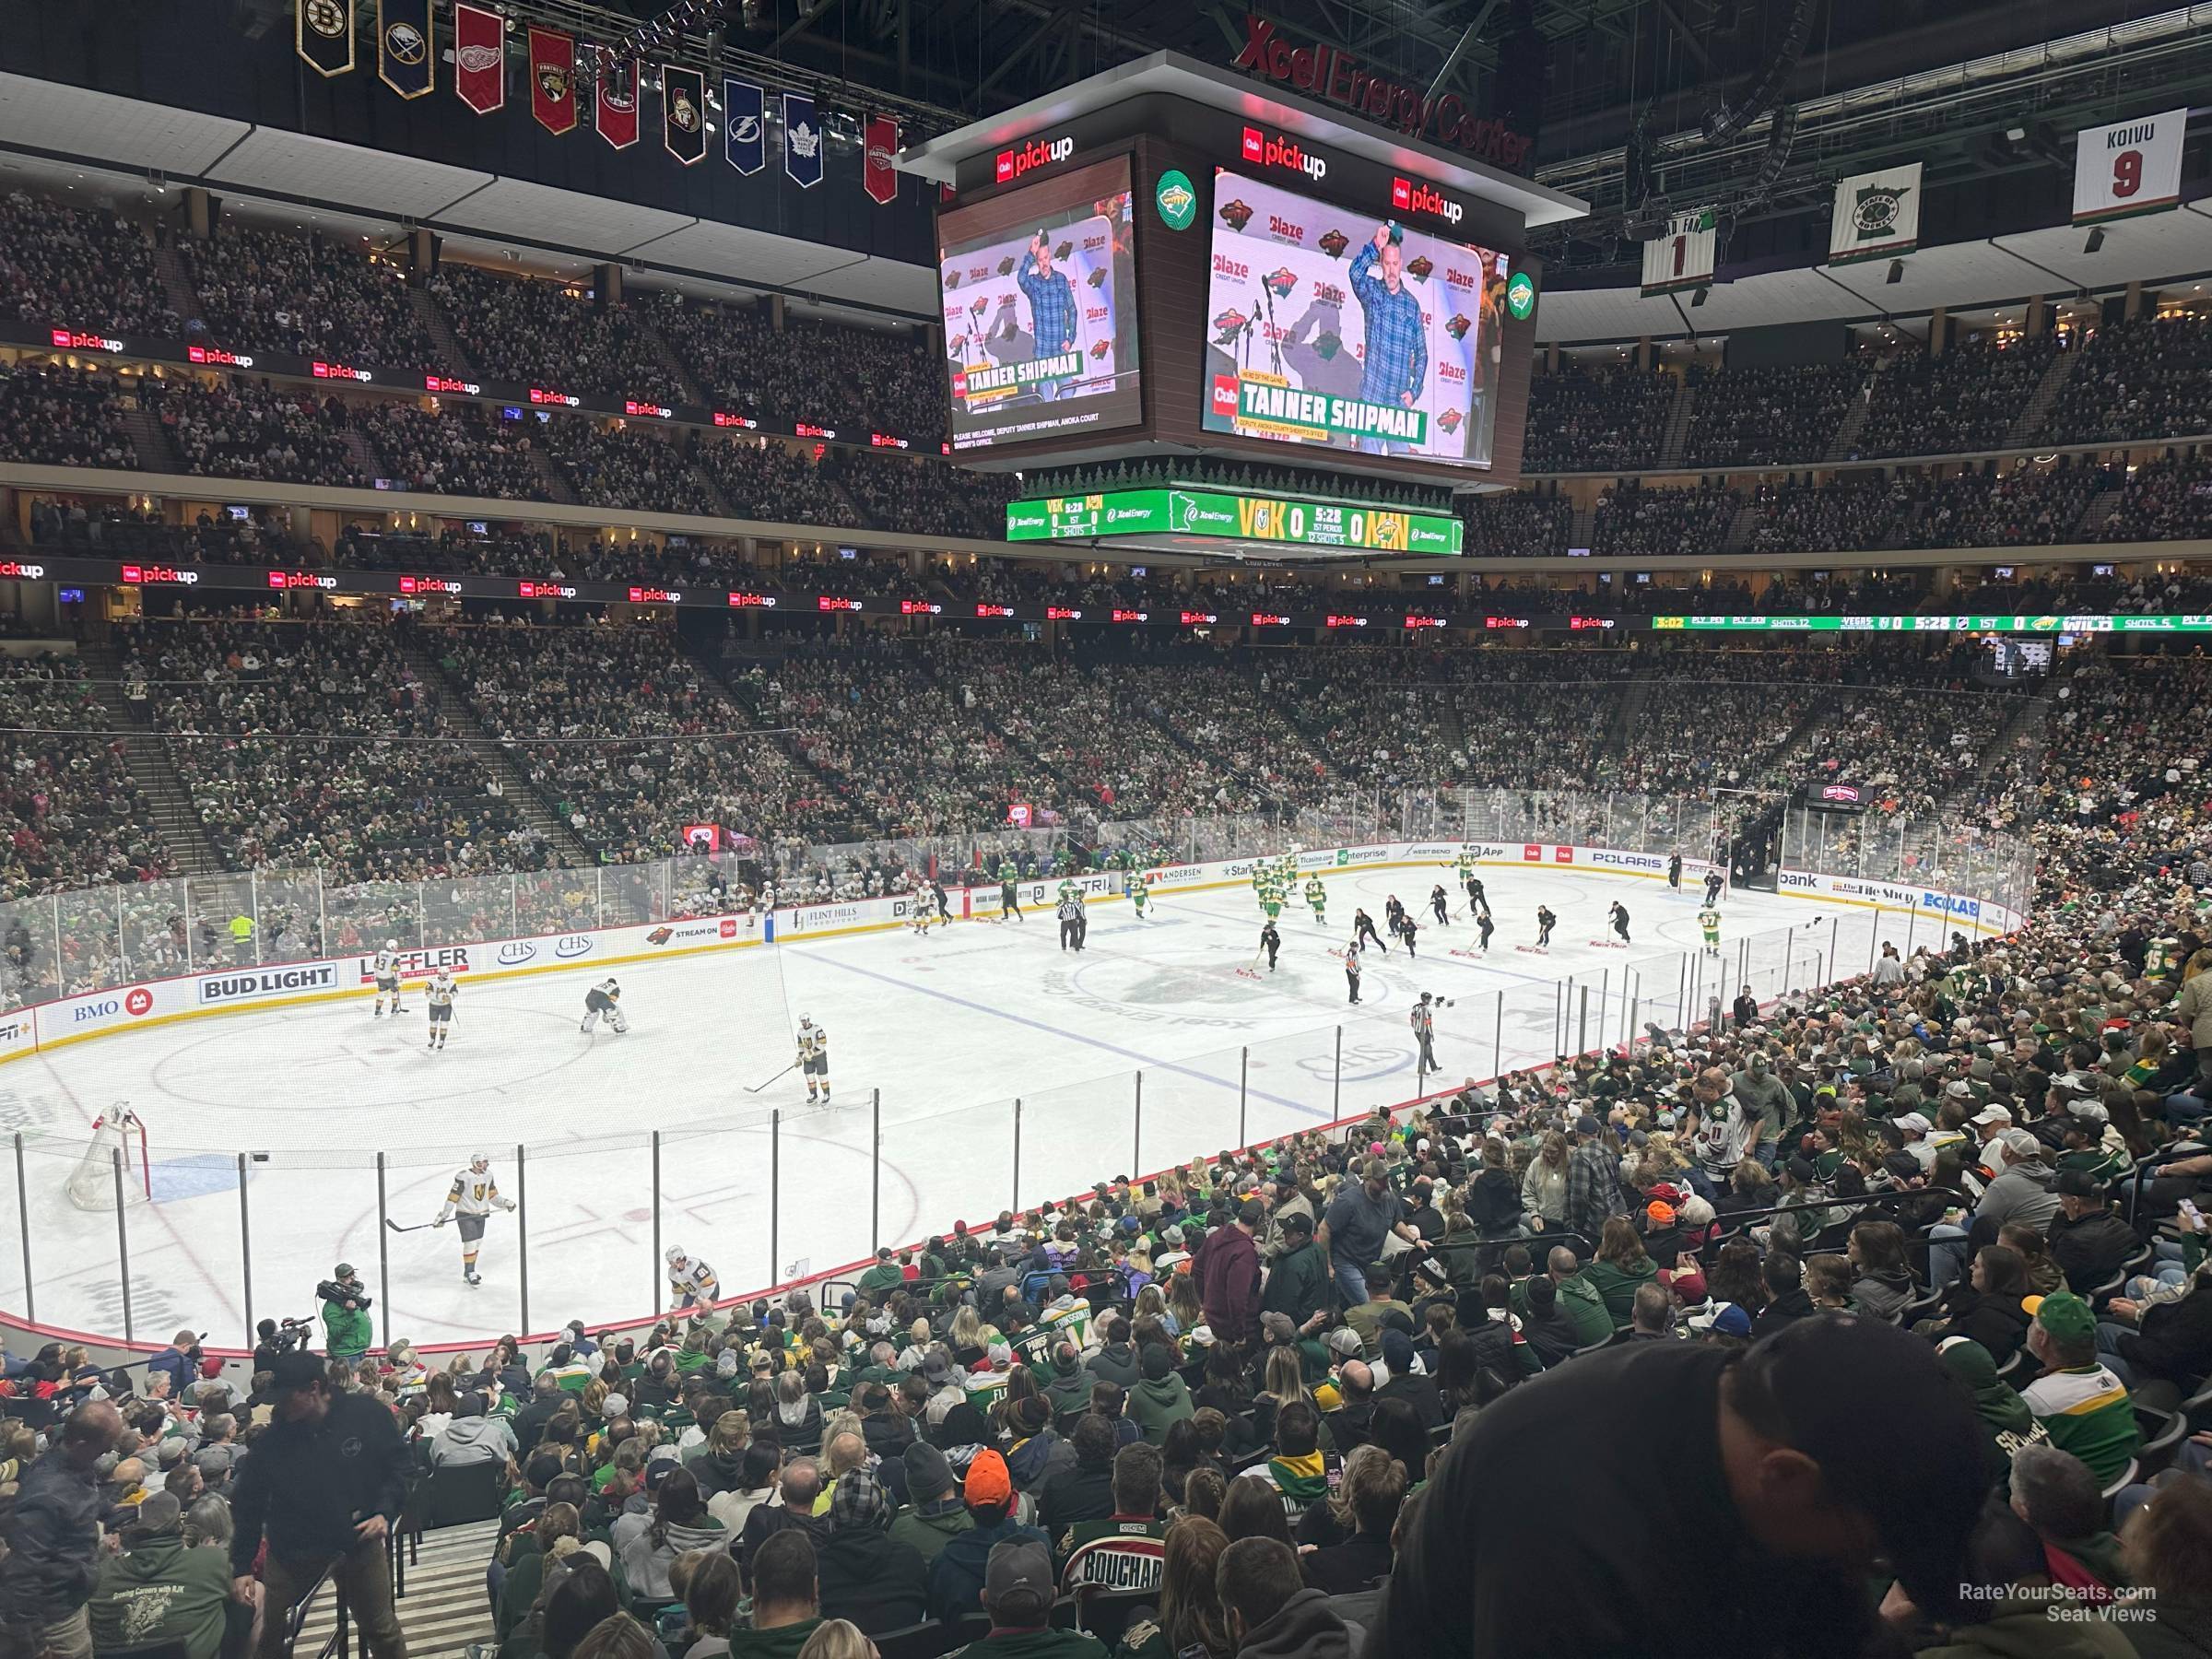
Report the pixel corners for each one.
[594,51,640,149]
[864,113,898,205]
[528,27,577,135]
[453,3,503,114]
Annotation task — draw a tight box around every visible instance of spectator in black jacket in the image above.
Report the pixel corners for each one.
[1375,1331,1444,1430]
[229,1352,407,1659]
[0,1399,122,1659]
[813,1471,928,1637]
[1035,1412,1116,1535]
[2046,1169,2140,1294]
[2100,1265,2212,1389]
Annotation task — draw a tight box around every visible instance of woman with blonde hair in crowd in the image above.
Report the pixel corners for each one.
[794,1619,877,1659]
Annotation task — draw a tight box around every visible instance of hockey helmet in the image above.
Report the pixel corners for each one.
[469,1152,489,1171]
[385,937,399,950]
[665,1246,686,1265]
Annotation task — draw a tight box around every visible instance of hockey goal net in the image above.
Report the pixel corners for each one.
[65,1110,150,1210]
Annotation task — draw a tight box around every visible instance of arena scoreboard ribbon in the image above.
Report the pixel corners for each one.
[1006,486,1463,556]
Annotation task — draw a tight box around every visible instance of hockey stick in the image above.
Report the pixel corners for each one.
[383,1218,437,1234]
[746,1062,796,1095]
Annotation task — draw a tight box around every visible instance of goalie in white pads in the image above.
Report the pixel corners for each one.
[372,938,406,1017]
[796,1016,830,1104]
[424,968,457,1050]
[436,1152,515,1285]
[580,978,628,1034]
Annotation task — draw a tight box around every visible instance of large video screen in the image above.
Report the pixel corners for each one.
[1202,170,1509,468]
[937,156,1141,451]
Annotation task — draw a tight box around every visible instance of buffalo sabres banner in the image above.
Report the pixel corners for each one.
[376,0,431,98]
[1829,162,1922,265]
[594,51,640,149]
[528,26,577,135]
[724,78,765,174]
[453,3,503,114]
[783,91,822,188]
[865,113,898,205]
[662,65,707,165]
[296,0,355,76]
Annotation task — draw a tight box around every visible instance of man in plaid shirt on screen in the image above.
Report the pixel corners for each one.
[1017,231,1079,402]
[1348,223,1427,454]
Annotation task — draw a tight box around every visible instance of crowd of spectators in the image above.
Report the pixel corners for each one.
[2098,453,2212,544]
[822,450,1012,540]
[691,440,862,529]
[2046,312,2212,446]
[1589,481,1739,558]
[1463,491,1571,558]
[545,423,719,518]
[1521,362,1676,473]
[148,380,365,488]
[1852,335,2057,460]
[643,298,870,432]
[1747,473,1919,555]
[429,266,686,409]
[180,227,435,368]
[1918,465,2101,549]
[0,188,178,337]
[0,654,170,901]
[355,400,551,500]
[0,362,138,470]
[1681,360,1865,467]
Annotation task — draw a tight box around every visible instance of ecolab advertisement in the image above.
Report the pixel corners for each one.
[938,155,1142,450]
[1202,169,1508,467]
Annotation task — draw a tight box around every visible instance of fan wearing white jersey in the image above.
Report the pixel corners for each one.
[796,1015,830,1105]
[424,969,457,1050]
[436,1152,514,1286]
[372,938,406,1018]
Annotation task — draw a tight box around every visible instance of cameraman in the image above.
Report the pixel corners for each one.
[317,1263,372,1362]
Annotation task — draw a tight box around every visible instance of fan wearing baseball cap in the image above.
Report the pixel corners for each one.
[925,1449,1047,1622]
[2018,1291,2139,1488]
[960,1538,1107,1656]
[1376,1316,1988,1658]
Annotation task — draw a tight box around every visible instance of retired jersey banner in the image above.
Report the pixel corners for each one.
[724,78,765,174]
[453,3,503,113]
[528,27,577,135]
[376,0,430,97]
[1641,208,1717,295]
[865,113,899,205]
[297,0,355,76]
[594,52,640,148]
[2074,108,2186,224]
[1829,163,1921,265]
[662,65,708,165]
[783,91,822,188]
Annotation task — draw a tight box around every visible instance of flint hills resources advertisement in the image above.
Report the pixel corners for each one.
[1202,170,1508,466]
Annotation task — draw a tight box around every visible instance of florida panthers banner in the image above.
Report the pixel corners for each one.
[783,91,822,188]
[865,114,899,205]
[453,3,503,114]
[376,0,430,98]
[662,65,707,166]
[724,78,765,174]
[528,27,577,135]
[296,0,356,76]
[1829,163,1922,265]
[594,52,640,149]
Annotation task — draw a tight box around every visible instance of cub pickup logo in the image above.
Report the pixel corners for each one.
[312,360,373,382]
[1553,847,1573,864]
[51,328,124,352]
[528,386,582,407]
[267,571,337,590]
[1390,176,1465,225]
[518,581,577,599]
[121,565,199,586]
[627,586,681,603]
[188,344,254,368]
[623,400,673,419]
[0,561,46,579]
[994,134,1073,182]
[425,374,482,394]
[712,411,759,429]
[1241,126,1326,181]
[1524,844,1541,861]
[399,575,464,595]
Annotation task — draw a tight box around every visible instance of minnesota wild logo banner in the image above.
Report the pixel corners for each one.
[1829,163,1922,265]
[297,0,356,77]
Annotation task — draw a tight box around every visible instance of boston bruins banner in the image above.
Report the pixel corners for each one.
[296,0,356,77]
[528,26,578,135]
[594,51,640,149]
[376,0,431,99]
[662,65,707,166]
[1829,162,1923,265]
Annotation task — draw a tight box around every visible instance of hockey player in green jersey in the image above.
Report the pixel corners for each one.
[1127,872,1150,918]
[1305,876,1326,924]
[1262,884,1285,922]
[1699,904,1722,956]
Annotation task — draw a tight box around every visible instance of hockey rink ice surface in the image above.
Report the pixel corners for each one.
[0,866,1945,1345]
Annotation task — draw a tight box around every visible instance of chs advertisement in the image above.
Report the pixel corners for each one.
[937,155,1142,450]
[1202,169,1508,467]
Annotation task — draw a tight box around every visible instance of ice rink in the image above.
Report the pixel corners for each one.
[0,864,1939,1347]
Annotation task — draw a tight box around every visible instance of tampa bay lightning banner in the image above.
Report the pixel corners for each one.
[782,90,821,188]
[724,77,764,175]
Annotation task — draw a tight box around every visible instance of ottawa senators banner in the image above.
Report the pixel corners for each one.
[528,27,578,135]
[594,51,640,149]
[376,0,431,98]
[864,113,898,205]
[662,65,707,166]
[453,4,503,114]
[296,0,356,77]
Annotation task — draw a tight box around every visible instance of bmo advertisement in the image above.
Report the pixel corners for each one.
[937,154,1143,450]
[1202,152,1513,469]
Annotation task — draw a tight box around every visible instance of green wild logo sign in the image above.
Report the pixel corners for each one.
[1505,270,1535,320]
[1155,170,1196,230]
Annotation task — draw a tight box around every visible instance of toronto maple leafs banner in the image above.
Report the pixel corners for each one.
[782,91,821,188]
[1198,170,1507,467]
[662,65,706,165]
[1829,163,1922,265]
[724,78,764,174]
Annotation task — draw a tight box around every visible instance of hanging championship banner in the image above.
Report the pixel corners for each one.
[1829,162,1922,265]
[724,78,765,174]
[296,0,356,76]
[1641,207,1717,295]
[2073,108,2187,224]
[528,27,578,135]
[594,51,640,149]
[453,3,504,114]
[376,0,430,97]
[864,113,899,205]
[663,65,707,165]
[783,91,822,188]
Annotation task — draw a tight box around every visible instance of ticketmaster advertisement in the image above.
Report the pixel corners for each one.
[938,156,1142,450]
[1201,170,1507,467]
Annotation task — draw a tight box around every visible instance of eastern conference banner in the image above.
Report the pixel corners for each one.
[1202,171,1507,467]
[1655,614,2212,634]
[1006,488,1463,555]
[937,156,1141,451]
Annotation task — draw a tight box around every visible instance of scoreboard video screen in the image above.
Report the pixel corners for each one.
[1201,169,1511,468]
[937,155,1143,451]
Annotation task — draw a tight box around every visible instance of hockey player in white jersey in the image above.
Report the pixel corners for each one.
[424,968,457,1050]
[666,1246,719,1311]
[579,978,628,1034]
[372,939,405,1017]
[796,1015,830,1105]
[435,1152,515,1285]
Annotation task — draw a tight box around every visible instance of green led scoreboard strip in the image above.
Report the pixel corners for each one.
[1006,487,1465,555]
[1652,614,2212,633]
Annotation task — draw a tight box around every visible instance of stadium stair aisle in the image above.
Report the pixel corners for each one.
[293,1517,499,1659]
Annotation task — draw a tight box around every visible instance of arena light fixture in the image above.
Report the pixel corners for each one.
[1885,259,1904,285]
[2083,227,2105,253]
